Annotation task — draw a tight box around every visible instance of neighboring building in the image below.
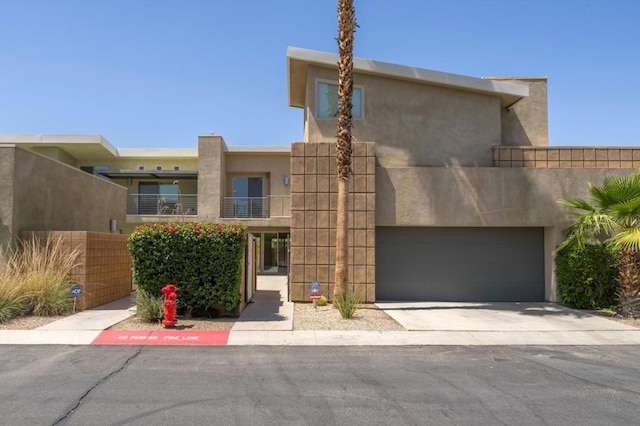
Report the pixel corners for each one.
[2,47,638,303]
[0,134,291,275]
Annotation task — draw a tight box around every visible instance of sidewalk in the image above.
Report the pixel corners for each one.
[2,277,640,346]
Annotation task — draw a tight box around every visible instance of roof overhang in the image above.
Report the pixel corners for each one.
[287,47,529,109]
[117,148,198,158]
[0,134,119,161]
[227,146,291,154]
[98,170,198,180]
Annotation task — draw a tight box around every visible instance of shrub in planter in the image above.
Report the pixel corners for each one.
[128,223,246,316]
[555,244,619,309]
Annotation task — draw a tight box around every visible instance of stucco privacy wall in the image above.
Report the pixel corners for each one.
[289,141,376,302]
[20,231,132,310]
[1,146,127,246]
[376,166,638,300]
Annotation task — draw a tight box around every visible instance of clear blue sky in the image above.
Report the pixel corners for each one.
[1,0,638,148]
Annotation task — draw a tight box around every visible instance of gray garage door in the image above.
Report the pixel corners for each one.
[376,227,544,302]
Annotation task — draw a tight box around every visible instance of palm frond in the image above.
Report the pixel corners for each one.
[558,198,596,213]
[608,228,640,252]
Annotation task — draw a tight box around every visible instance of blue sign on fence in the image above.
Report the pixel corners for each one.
[70,285,83,298]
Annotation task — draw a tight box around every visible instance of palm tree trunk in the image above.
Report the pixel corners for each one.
[334,0,355,301]
[617,250,640,317]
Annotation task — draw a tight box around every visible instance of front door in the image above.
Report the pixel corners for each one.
[263,232,290,274]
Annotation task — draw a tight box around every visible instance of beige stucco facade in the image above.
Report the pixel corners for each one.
[0,145,127,245]
[2,47,639,305]
[286,47,640,303]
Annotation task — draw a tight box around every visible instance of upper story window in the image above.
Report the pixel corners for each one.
[317,81,362,119]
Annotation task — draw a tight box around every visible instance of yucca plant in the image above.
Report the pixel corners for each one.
[333,290,360,319]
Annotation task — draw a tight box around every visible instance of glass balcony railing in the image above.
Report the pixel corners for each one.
[222,195,290,218]
[128,194,197,216]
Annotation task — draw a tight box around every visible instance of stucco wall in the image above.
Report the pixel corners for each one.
[31,146,78,166]
[225,153,291,197]
[0,147,16,245]
[488,77,548,147]
[9,146,127,239]
[304,65,502,167]
[197,135,226,220]
[377,166,636,301]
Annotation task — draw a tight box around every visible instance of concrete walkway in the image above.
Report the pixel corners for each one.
[231,275,293,331]
[2,278,640,345]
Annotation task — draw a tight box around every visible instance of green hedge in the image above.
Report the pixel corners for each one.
[128,222,247,315]
[555,244,619,309]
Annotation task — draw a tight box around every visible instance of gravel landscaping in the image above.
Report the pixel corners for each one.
[2,304,639,331]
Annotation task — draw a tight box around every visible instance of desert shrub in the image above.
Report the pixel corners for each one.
[334,291,360,319]
[135,289,164,322]
[555,244,619,309]
[128,223,246,315]
[0,236,79,320]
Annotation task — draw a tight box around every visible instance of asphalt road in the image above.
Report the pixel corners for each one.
[1,345,639,425]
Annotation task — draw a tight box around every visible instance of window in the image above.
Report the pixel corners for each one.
[174,166,180,171]
[317,81,362,118]
[138,166,144,171]
[156,166,162,171]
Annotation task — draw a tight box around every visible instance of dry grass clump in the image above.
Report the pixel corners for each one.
[0,236,80,322]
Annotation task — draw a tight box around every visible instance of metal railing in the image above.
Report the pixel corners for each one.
[222,195,290,218]
[128,194,198,216]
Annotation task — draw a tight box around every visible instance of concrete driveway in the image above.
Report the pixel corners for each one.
[375,301,634,332]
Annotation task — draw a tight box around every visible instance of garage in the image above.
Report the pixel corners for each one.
[376,227,544,302]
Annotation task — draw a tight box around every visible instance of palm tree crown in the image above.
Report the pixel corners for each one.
[558,172,640,253]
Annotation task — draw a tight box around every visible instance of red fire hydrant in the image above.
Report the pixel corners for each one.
[161,284,179,327]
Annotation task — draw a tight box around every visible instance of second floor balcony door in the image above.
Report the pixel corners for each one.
[232,177,263,218]
[138,182,179,215]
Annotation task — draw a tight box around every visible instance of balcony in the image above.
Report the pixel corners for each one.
[222,196,290,218]
[128,194,197,216]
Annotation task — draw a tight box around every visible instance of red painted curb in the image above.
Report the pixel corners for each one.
[91,330,230,346]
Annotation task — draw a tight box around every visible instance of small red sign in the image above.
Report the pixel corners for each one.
[92,330,230,346]
[309,294,322,300]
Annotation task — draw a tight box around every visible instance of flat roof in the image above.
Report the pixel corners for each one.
[0,135,291,159]
[0,134,119,161]
[287,47,529,109]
